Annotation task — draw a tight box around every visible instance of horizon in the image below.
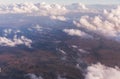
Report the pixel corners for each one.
[0,0,120,5]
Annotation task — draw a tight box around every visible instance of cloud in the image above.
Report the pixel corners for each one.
[66,3,88,11]
[0,3,119,41]
[3,29,12,34]
[0,2,68,16]
[73,6,120,40]
[78,49,89,54]
[63,29,93,38]
[27,73,43,79]
[0,3,39,14]
[85,63,120,79]
[0,2,98,16]
[57,75,66,79]
[58,49,66,54]
[31,24,42,31]
[38,2,67,16]
[50,15,67,21]
[3,29,12,36]
[0,35,32,48]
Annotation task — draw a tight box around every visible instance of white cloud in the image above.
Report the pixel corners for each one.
[0,3,119,41]
[36,2,68,16]
[0,3,39,14]
[0,35,32,48]
[4,29,12,34]
[58,49,66,54]
[3,29,21,36]
[0,2,98,16]
[27,74,43,79]
[66,3,99,13]
[72,45,78,48]
[31,24,42,31]
[50,15,67,21]
[73,6,120,40]
[78,49,89,54]
[15,30,21,34]
[0,2,68,16]
[63,29,92,38]
[85,63,120,79]
[57,75,66,79]
[66,3,88,11]
[3,29,12,36]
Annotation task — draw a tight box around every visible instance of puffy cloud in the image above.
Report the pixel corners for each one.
[27,74,43,79]
[66,3,88,11]
[0,2,119,41]
[14,30,21,34]
[63,29,92,38]
[0,35,32,48]
[37,2,67,16]
[3,29,12,34]
[0,3,39,13]
[50,15,67,21]
[57,75,66,79]
[73,6,120,40]
[85,63,120,79]
[0,2,68,16]
[3,29,12,36]
[0,2,98,16]
[103,6,120,26]
[31,24,42,31]
[66,3,99,13]
[3,29,21,36]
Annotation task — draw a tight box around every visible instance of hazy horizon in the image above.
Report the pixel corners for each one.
[0,0,120,5]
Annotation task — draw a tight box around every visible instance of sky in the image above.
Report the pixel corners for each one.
[0,0,120,4]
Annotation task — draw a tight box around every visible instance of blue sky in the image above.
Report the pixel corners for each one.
[0,0,120,4]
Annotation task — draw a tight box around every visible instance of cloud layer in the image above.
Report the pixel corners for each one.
[0,2,68,16]
[0,3,119,44]
[0,2,120,79]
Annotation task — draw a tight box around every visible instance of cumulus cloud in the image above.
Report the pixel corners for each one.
[27,74,43,79]
[0,2,98,16]
[3,29,21,36]
[0,2,68,16]
[0,2,119,41]
[31,24,42,31]
[57,75,66,79]
[66,3,88,12]
[50,15,67,21]
[3,29,12,34]
[3,29,12,36]
[66,3,99,14]
[63,29,92,38]
[73,6,120,40]
[37,2,67,16]
[0,3,38,14]
[0,35,32,48]
[85,63,120,79]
